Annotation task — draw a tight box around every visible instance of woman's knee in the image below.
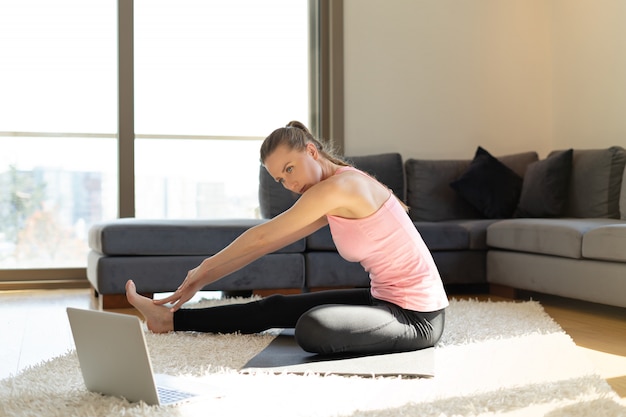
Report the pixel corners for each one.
[294,306,333,354]
[294,304,384,354]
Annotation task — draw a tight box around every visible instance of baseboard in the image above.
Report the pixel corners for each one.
[0,279,90,291]
[488,283,520,299]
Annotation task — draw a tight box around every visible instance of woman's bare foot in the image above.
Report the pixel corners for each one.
[126,280,174,333]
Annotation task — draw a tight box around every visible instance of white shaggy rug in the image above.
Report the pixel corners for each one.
[1,298,625,417]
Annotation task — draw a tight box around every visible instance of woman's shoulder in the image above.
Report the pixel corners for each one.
[319,167,391,218]
[331,166,381,189]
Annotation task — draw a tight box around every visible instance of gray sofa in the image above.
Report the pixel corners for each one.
[87,146,626,309]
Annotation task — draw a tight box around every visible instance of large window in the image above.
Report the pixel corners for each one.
[134,0,309,219]
[0,0,311,274]
[0,0,117,270]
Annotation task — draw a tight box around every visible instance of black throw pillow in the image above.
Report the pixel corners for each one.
[450,146,523,218]
[514,149,573,218]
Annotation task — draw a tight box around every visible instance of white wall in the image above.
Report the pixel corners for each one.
[551,0,626,150]
[343,0,626,160]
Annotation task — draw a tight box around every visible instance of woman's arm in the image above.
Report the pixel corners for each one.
[155,180,344,311]
[198,214,327,287]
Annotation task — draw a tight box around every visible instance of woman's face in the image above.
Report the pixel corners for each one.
[263,143,321,194]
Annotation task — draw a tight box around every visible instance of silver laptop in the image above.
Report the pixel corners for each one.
[67,307,211,406]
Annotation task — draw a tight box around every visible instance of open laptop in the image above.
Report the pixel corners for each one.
[67,307,213,406]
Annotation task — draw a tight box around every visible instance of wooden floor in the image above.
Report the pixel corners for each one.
[0,288,625,398]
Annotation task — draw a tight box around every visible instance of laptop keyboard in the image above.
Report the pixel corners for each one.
[157,386,196,404]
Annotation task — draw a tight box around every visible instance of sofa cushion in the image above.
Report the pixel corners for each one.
[414,222,471,251]
[487,218,619,259]
[259,153,405,218]
[405,150,538,222]
[450,147,524,219]
[445,219,500,250]
[415,220,497,251]
[305,250,488,287]
[89,218,306,256]
[582,223,626,262]
[304,252,370,288]
[514,149,573,218]
[405,159,482,221]
[307,220,495,252]
[88,252,305,294]
[559,146,626,218]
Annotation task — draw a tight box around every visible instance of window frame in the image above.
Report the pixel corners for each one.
[0,0,343,290]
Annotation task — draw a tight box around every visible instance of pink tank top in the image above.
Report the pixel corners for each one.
[326,167,449,312]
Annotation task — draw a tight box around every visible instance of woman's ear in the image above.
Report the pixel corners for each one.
[306,142,319,159]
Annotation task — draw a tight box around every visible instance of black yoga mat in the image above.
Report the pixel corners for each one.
[241,329,434,377]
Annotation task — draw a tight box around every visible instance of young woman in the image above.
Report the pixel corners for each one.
[126,121,448,355]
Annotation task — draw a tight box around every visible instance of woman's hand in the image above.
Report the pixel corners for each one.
[153,264,207,312]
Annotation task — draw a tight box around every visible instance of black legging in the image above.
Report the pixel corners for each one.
[174,289,445,355]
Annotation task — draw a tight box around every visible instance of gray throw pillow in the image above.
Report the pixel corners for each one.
[405,159,481,221]
[561,146,626,218]
[514,149,573,218]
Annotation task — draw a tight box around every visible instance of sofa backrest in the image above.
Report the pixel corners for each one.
[405,151,539,222]
[258,152,405,219]
[556,146,626,219]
